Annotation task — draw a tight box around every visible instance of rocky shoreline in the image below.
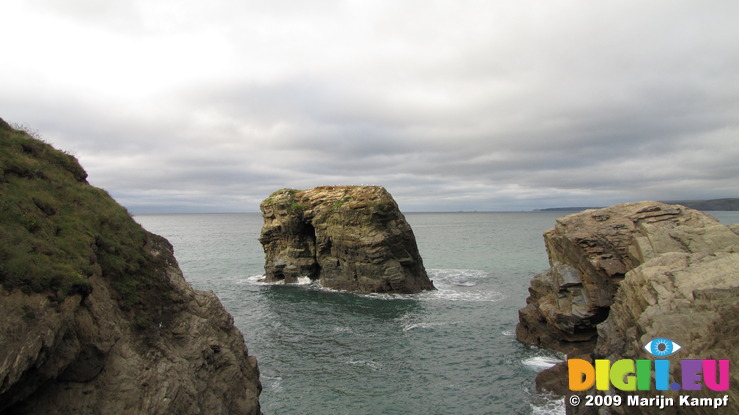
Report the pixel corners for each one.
[516,202,739,414]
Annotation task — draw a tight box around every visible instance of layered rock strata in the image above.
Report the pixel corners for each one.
[516,201,738,355]
[590,250,739,414]
[259,186,434,293]
[0,119,261,414]
[516,201,739,414]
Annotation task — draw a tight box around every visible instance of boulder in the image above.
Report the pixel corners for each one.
[258,186,435,293]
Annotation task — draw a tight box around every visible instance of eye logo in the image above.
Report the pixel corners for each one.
[644,338,681,357]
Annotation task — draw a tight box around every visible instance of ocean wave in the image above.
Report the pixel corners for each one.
[421,269,505,302]
[427,268,488,287]
[242,275,266,284]
[530,396,565,415]
[521,356,563,372]
[420,287,505,302]
[235,275,262,285]
[261,375,284,394]
[346,359,382,370]
[242,269,504,302]
[242,275,315,286]
[402,320,464,332]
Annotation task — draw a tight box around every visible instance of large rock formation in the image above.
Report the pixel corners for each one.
[589,251,739,414]
[517,201,739,414]
[0,119,261,414]
[516,201,739,355]
[258,186,434,293]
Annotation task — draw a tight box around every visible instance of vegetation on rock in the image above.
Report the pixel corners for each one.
[0,117,261,414]
[0,119,179,327]
[259,186,435,293]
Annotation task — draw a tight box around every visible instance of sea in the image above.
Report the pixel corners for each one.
[134,210,739,415]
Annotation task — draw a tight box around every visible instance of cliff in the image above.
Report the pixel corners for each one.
[0,119,261,414]
[258,186,435,293]
[661,198,739,211]
[516,202,739,414]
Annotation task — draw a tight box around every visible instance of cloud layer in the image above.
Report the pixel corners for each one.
[3,0,738,212]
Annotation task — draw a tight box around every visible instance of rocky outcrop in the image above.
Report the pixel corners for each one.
[589,251,739,414]
[0,119,261,414]
[516,201,738,355]
[516,201,739,414]
[258,186,434,293]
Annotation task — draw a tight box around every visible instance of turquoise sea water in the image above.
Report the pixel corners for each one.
[135,211,739,415]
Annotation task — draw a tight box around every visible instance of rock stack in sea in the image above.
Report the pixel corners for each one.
[0,119,262,414]
[258,186,435,293]
[516,201,739,414]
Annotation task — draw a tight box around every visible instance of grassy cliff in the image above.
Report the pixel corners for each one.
[0,118,176,326]
[0,118,262,414]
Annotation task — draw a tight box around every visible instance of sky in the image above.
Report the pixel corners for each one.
[2,0,738,213]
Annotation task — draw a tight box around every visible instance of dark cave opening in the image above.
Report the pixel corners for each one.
[303,222,321,280]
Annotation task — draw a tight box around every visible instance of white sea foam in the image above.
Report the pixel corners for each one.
[428,268,488,286]
[346,359,382,370]
[261,375,284,394]
[530,396,565,415]
[244,274,316,286]
[423,287,505,302]
[523,353,566,414]
[243,268,504,302]
[402,321,463,332]
[501,330,515,336]
[242,275,265,284]
[419,269,505,302]
[521,356,563,372]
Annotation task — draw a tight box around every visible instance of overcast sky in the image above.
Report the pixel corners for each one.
[2,0,738,212]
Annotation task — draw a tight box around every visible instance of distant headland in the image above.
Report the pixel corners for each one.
[535,198,739,212]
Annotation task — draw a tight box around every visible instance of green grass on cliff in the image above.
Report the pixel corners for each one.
[0,119,174,325]
[263,188,308,212]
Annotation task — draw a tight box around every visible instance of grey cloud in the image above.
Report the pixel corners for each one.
[2,1,738,212]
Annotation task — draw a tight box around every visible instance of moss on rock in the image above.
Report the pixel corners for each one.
[0,120,175,322]
[258,186,435,293]
[0,117,261,414]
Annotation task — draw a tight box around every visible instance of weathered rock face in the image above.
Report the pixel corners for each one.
[516,201,739,414]
[590,251,739,414]
[516,201,739,355]
[259,186,434,293]
[0,237,262,415]
[0,120,261,414]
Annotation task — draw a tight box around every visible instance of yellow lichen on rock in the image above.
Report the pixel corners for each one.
[259,186,435,293]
